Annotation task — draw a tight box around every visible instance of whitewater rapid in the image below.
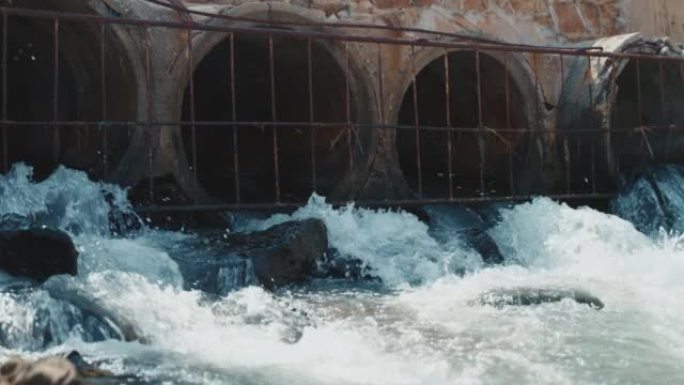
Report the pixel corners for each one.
[1,163,683,385]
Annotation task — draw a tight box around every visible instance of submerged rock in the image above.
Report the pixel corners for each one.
[171,219,329,292]
[0,229,78,283]
[0,356,78,385]
[226,218,328,289]
[62,351,114,379]
[474,288,604,309]
[423,203,504,265]
[0,353,127,385]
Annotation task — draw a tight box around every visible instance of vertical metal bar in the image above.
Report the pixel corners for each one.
[52,18,60,164]
[144,27,154,203]
[307,37,316,193]
[1,11,7,172]
[636,59,644,162]
[269,36,280,203]
[444,51,453,200]
[376,44,385,123]
[187,28,197,203]
[344,42,353,172]
[100,22,108,177]
[586,55,595,190]
[411,46,422,196]
[230,33,240,204]
[591,135,596,193]
[658,60,670,158]
[475,49,485,196]
[504,53,513,196]
[560,54,569,193]
[609,59,619,173]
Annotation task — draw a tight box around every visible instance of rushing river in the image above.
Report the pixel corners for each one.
[1,163,684,385]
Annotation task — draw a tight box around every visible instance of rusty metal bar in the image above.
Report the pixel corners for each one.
[344,41,353,172]
[142,0,591,52]
[504,53,514,196]
[1,10,7,172]
[135,192,617,213]
[586,54,596,192]
[307,37,316,193]
[187,28,198,203]
[230,33,240,204]
[4,7,680,63]
[443,51,453,199]
[269,35,280,203]
[2,119,683,134]
[635,58,646,162]
[376,44,385,124]
[609,58,619,174]
[52,17,60,164]
[411,45,422,196]
[100,22,108,177]
[636,59,643,127]
[475,49,485,196]
[658,60,670,159]
[143,28,154,203]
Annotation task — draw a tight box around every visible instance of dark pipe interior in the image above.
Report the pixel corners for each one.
[397,51,529,198]
[182,34,359,203]
[0,1,137,180]
[611,59,684,171]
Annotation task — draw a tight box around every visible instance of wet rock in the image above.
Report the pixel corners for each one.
[0,229,78,283]
[46,283,142,343]
[171,219,329,292]
[227,219,328,289]
[62,351,113,379]
[423,203,504,265]
[313,249,374,281]
[474,288,604,309]
[0,214,34,232]
[0,356,78,385]
[612,164,684,235]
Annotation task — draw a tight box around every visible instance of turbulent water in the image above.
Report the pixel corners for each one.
[1,163,684,385]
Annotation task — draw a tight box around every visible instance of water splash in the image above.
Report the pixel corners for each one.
[0,163,142,236]
[0,165,683,384]
[247,194,482,287]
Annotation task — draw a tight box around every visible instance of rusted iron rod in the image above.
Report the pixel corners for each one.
[135,193,616,213]
[140,0,595,52]
[2,120,683,134]
[0,7,679,62]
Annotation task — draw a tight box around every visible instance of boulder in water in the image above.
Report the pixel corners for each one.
[227,219,328,289]
[423,204,504,265]
[0,229,78,283]
[474,288,604,309]
[171,219,329,292]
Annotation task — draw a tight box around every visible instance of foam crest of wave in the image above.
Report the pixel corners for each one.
[249,194,481,286]
[0,163,140,236]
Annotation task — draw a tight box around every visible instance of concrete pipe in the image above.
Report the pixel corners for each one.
[557,33,684,192]
[0,0,140,181]
[395,49,545,199]
[175,4,376,204]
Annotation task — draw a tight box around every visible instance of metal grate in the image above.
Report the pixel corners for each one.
[1,3,683,212]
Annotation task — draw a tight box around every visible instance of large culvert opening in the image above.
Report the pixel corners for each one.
[611,58,684,171]
[182,33,366,203]
[397,51,530,198]
[0,0,138,180]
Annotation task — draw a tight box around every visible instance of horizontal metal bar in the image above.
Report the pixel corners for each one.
[141,0,598,53]
[1,119,681,135]
[135,193,616,213]
[0,6,680,62]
